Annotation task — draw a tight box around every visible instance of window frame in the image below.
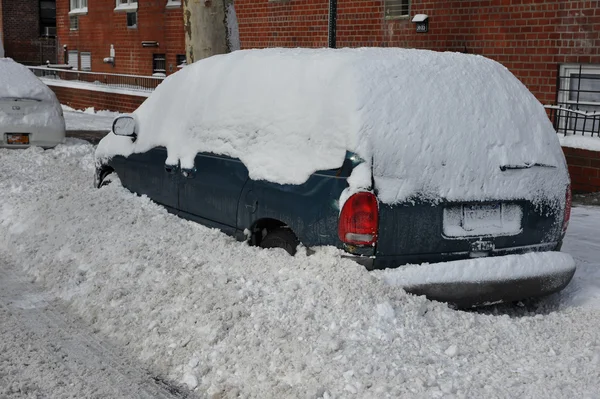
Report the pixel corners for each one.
[556,64,600,135]
[69,0,88,16]
[80,52,92,71]
[384,0,410,20]
[153,54,167,77]
[69,15,79,31]
[67,50,79,70]
[115,0,138,12]
[126,11,138,28]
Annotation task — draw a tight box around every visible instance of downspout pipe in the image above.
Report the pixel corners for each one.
[328,0,337,48]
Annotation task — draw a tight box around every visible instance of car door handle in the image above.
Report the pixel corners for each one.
[181,167,196,179]
[165,163,178,174]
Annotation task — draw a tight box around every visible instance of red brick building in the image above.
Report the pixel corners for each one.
[56,0,185,76]
[1,0,57,64]
[235,0,600,107]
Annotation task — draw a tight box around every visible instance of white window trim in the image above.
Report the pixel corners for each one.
[69,7,87,16]
[166,0,181,9]
[115,0,138,12]
[70,0,88,15]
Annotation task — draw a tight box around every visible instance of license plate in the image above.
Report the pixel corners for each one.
[462,203,501,231]
[6,133,30,145]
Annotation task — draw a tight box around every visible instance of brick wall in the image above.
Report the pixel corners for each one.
[49,85,146,113]
[235,0,600,106]
[57,0,185,76]
[2,0,56,64]
[563,147,600,193]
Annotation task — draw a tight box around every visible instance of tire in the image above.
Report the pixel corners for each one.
[260,228,299,256]
[98,170,114,188]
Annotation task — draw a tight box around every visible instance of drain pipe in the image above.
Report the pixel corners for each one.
[328,0,337,48]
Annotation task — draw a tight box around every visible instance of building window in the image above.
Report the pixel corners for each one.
[384,0,410,19]
[556,64,600,136]
[67,50,78,70]
[80,52,91,71]
[69,0,88,15]
[153,54,166,76]
[126,12,137,28]
[176,54,187,68]
[40,0,57,36]
[115,0,138,11]
[69,16,79,30]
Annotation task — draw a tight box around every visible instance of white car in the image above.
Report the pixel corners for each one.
[0,58,65,148]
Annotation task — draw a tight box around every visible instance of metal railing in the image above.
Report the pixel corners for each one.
[28,66,164,93]
[549,64,600,138]
[546,105,600,138]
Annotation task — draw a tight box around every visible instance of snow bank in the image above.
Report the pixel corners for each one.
[559,135,600,152]
[0,58,55,101]
[375,252,575,287]
[97,48,568,205]
[2,144,600,397]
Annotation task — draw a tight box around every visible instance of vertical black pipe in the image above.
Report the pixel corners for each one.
[328,0,337,48]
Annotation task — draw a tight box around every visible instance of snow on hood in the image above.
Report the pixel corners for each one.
[0,58,56,101]
[96,48,568,205]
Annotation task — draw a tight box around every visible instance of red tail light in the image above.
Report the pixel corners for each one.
[563,184,572,233]
[338,192,379,246]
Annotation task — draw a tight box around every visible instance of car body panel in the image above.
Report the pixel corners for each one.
[374,198,563,267]
[111,147,179,211]
[178,153,250,236]
[0,98,66,149]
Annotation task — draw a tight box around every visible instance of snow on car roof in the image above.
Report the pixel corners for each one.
[0,58,55,101]
[96,48,568,205]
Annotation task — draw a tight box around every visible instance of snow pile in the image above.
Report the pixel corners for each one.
[61,105,117,131]
[97,48,568,205]
[559,135,600,152]
[62,105,119,117]
[0,58,55,101]
[558,206,600,308]
[375,252,575,287]
[1,143,600,398]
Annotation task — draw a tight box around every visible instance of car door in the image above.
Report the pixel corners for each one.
[116,147,180,213]
[178,152,250,235]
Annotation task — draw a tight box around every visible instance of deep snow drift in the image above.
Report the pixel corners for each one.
[1,141,600,398]
[96,48,568,205]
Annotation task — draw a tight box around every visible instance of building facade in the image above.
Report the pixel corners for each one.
[56,0,185,76]
[1,0,57,64]
[234,0,600,108]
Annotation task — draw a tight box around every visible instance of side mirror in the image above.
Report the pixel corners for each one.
[112,115,137,142]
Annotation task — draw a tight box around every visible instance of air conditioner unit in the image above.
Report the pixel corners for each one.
[42,27,57,37]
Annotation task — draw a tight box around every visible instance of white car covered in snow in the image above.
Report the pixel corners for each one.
[96,48,575,307]
[0,58,65,148]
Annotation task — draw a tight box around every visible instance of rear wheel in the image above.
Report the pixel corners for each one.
[259,228,299,256]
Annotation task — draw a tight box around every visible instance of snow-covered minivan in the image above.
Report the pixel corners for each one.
[0,58,66,148]
[95,48,575,307]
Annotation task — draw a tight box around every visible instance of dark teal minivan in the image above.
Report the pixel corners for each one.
[95,48,575,306]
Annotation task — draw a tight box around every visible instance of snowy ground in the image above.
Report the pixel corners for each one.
[1,141,600,398]
[62,105,117,131]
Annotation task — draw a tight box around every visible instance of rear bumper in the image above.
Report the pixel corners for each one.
[349,250,576,307]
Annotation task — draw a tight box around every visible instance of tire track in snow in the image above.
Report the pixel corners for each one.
[0,254,189,399]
